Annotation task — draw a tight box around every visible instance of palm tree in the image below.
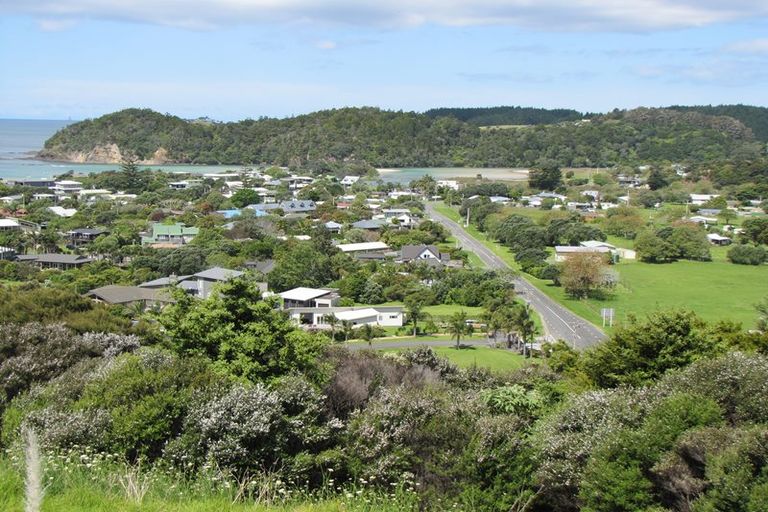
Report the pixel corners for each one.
[514,304,537,357]
[405,299,425,337]
[447,310,471,349]
[325,313,339,341]
[341,320,354,342]
[357,323,376,347]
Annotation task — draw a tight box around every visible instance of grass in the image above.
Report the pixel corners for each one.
[386,345,527,373]
[433,202,767,330]
[0,456,418,512]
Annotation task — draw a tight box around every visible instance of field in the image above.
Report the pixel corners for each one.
[433,203,767,329]
[386,345,527,372]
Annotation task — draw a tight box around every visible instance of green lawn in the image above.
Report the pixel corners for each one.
[433,203,767,330]
[387,345,527,372]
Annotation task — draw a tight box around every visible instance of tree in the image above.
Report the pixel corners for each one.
[447,310,472,349]
[528,164,562,191]
[357,323,377,347]
[230,188,260,208]
[158,278,328,382]
[742,218,768,245]
[119,155,148,194]
[513,303,537,357]
[325,313,339,341]
[581,310,716,387]
[647,167,670,190]
[404,290,431,337]
[341,319,354,342]
[559,253,612,299]
[728,244,768,265]
[757,297,768,332]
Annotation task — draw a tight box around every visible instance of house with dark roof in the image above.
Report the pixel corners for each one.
[245,259,276,275]
[87,285,174,309]
[351,219,388,230]
[279,200,316,214]
[399,245,450,266]
[138,266,258,299]
[17,253,94,270]
[67,228,109,246]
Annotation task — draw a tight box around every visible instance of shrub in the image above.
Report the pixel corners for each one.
[728,244,768,265]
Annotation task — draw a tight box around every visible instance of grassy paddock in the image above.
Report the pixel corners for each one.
[433,203,767,329]
[387,345,527,372]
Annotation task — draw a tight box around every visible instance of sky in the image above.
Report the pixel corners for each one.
[1,1,767,121]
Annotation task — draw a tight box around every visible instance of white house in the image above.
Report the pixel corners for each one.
[437,180,460,191]
[48,206,77,218]
[340,176,360,186]
[706,233,732,246]
[489,196,512,204]
[0,219,21,231]
[279,287,340,309]
[336,241,390,254]
[52,180,83,196]
[285,306,404,329]
[690,194,719,206]
[580,240,636,260]
[688,216,718,225]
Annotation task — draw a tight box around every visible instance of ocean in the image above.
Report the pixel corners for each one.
[0,119,528,184]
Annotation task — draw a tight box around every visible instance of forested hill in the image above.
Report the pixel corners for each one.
[39,106,763,168]
[423,106,586,126]
[666,104,768,141]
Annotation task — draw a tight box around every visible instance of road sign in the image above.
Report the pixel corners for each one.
[601,308,615,327]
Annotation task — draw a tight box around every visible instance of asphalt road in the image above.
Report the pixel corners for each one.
[426,203,607,349]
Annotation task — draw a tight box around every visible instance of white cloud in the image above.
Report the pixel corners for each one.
[36,18,77,31]
[3,1,767,32]
[315,40,337,50]
[724,38,768,54]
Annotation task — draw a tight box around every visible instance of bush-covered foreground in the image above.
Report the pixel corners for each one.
[3,279,768,511]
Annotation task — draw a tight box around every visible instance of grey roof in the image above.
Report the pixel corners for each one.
[246,259,276,274]
[193,267,245,281]
[279,200,316,213]
[352,219,387,230]
[21,254,93,264]
[87,285,173,305]
[400,244,441,261]
[249,203,281,211]
[139,275,191,288]
[324,221,343,229]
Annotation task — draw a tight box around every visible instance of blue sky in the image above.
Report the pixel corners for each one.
[1,1,767,120]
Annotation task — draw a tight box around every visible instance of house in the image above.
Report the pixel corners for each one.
[52,180,83,196]
[690,194,719,206]
[390,213,418,228]
[0,195,23,205]
[279,200,316,214]
[67,228,108,246]
[537,192,567,202]
[698,208,722,217]
[168,180,202,190]
[399,244,450,266]
[707,233,732,246]
[32,193,56,201]
[86,285,174,309]
[141,223,199,247]
[109,192,138,203]
[79,189,112,201]
[17,253,93,270]
[216,209,243,219]
[282,176,314,190]
[582,190,600,201]
[489,196,512,204]
[336,241,390,254]
[0,219,21,231]
[554,246,612,262]
[382,208,411,219]
[245,259,276,275]
[0,246,16,260]
[9,179,55,188]
[340,176,360,186]
[285,306,404,329]
[279,287,340,309]
[617,175,643,187]
[388,191,416,199]
[688,216,717,226]
[48,206,77,218]
[437,180,459,191]
[580,240,636,260]
[139,267,251,299]
[351,219,388,230]
[324,221,343,234]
